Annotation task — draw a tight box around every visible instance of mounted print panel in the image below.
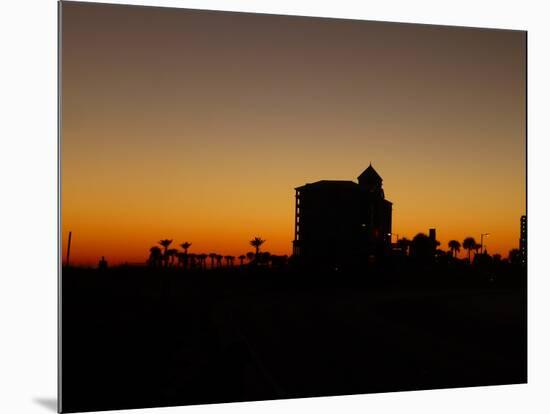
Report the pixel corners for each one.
[59,1,527,412]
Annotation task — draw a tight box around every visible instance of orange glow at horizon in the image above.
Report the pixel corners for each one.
[61,3,525,266]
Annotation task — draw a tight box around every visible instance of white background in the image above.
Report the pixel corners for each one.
[0,0,548,413]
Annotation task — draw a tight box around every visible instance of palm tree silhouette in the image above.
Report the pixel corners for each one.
[188,253,197,269]
[238,255,246,266]
[180,242,192,254]
[176,252,186,267]
[448,240,461,258]
[178,242,191,270]
[462,237,477,262]
[208,253,217,269]
[167,248,178,267]
[148,246,162,267]
[259,251,272,266]
[158,239,173,267]
[250,237,265,259]
[198,253,208,270]
[246,251,255,264]
[474,243,482,256]
[224,255,235,267]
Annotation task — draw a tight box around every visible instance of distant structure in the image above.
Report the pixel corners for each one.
[520,215,527,265]
[98,256,108,270]
[429,228,437,255]
[293,164,392,266]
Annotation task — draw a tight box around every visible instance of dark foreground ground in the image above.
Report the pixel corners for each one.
[61,265,526,412]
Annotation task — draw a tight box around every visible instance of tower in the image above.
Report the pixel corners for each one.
[357,163,385,198]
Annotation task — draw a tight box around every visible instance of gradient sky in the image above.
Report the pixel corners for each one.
[61,1,526,265]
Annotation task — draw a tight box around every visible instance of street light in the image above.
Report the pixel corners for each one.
[480,233,490,254]
[387,233,398,243]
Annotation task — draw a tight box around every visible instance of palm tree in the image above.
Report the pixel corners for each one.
[178,242,191,270]
[462,237,477,262]
[188,253,197,269]
[159,239,173,267]
[249,237,265,259]
[474,243,482,255]
[224,255,235,267]
[208,253,217,269]
[159,239,172,253]
[180,242,192,254]
[238,255,246,266]
[198,253,208,269]
[176,252,186,267]
[448,240,461,258]
[148,246,162,267]
[166,248,178,266]
[259,251,272,266]
[246,251,255,263]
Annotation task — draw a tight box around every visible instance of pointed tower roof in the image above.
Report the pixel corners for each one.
[357,163,382,183]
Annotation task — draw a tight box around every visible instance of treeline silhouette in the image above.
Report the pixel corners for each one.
[396,233,523,265]
[144,236,289,271]
[104,233,522,273]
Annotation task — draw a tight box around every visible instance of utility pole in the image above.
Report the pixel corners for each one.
[480,233,489,254]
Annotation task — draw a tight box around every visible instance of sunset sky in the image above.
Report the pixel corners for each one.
[61,1,526,265]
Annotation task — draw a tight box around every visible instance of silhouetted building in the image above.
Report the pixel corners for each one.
[520,215,527,265]
[293,164,392,265]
